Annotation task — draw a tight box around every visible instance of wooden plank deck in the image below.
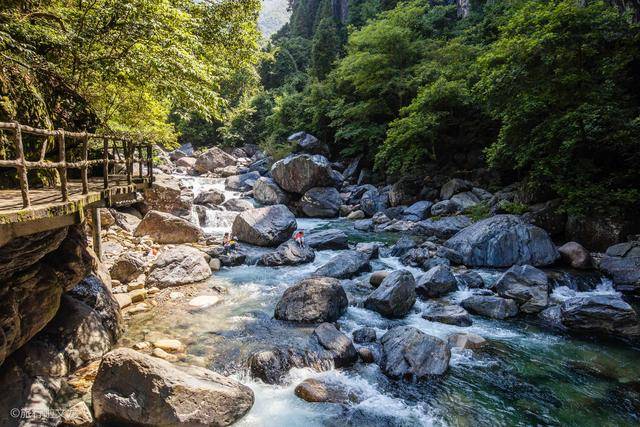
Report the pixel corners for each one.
[0,177,150,244]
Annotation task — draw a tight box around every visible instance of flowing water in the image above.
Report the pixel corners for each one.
[120,176,640,426]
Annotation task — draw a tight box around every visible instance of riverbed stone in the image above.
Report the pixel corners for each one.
[560,294,640,339]
[402,200,434,221]
[380,326,450,378]
[558,241,592,269]
[416,265,457,298]
[461,295,519,319]
[142,176,193,217]
[447,332,487,350]
[352,327,377,343]
[271,154,338,194]
[369,271,390,288]
[414,216,472,240]
[598,255,640,293]
[444,215,560,267]
[364,270,416,318]
[92,348,254,426]
[456,270,485,289]
[301,187,342,218]
[225,171,261,191]
[305,229,349,250]
[253,177,288,205]
[422,303,472,326]
[222,198,255,212]
[232,205,297,247]
[194,188,225,206]
[290,132,331,157]
[109,252,146,283]
[146,245,211,288]
[194,146,236,173]
[441,178,473,200]
[260,240,316,266]
[294,378,357,404]
[274,277,348,323]
[310,323,358,368]
[134,210,203,244]
[314,250,371,279]
[494,265,549,313]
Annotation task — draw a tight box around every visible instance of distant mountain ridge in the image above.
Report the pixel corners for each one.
[259,0,291,37]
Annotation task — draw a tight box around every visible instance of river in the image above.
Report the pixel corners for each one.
[119,176,640,426]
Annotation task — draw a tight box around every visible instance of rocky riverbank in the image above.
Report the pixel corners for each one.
[1,132,639,425]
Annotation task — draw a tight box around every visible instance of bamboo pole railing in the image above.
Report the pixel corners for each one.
[0,121,154,209]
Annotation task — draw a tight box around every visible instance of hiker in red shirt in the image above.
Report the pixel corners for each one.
[294,230,305,248]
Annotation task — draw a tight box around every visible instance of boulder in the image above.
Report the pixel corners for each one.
[314,250,371,279]
[444,215,559,267]
[360,189,389,217]
[134,210,202,244]
[305,229,349,250]
[380,326,450,378]
[352,327,377,344]
[355,242,381,259]
[109,252,145,283]
[415,265,457,298]
[342,156,361,180]
[558,242,592,269]
[402,200,434,221]
[271,154,338,194]
[60,401,93,427]
[494,265,549,313]
[231,205,297,247]
[289,132,330,157]
[194,146,236,174]
[259,240,316,266]
[565,214,637,252]
[301,187,342,218]
[369,271,390,288]
[347,210,365,220]
[310,323,358,368]
[430,199,461,216]
[422,303,472,326]
[461,295,519,319]
[415,216,472,240]
[222,198,254,212]
[353,219,373,231]
[606,241,640,258]
[450,191,480,210]
[388,236,418,257]
[598,256,640,293]
[253,177,288,205]
[447,333,487,350]
[110,209,141,232]
[175,156,196,169]
[143,176,193,217]
[225,171,261,191]
[92,348,253,426]
[456,270,485,289]
[560,294,640,339]
[294,378,357,404]
[99,208,115,228]
[364,270,416,318]
[146,246,211,288]
[440,178,473,200]
[274,277,348,323]
[194,189,225,206]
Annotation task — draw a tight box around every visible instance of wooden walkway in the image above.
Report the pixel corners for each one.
[0,121,154,248]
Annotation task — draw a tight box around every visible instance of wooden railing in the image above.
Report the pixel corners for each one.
[0,121,154,209]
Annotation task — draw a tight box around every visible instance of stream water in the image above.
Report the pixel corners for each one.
[119,176,640,426]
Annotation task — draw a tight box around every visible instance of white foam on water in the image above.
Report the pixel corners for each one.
[551,277,619,303]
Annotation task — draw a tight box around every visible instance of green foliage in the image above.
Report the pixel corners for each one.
[500,201,529,216]
[466,202,491,221]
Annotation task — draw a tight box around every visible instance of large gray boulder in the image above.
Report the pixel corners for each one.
[225,171,261,191]
[289,131,330,157]
[146,246,211,288]
[92,348,253,426]
[558,241,592,269]
[415,265,457,298]
[134,210,202,244]
[254,177,288,205]
[109,252,145,283]
[360,188,389,217]
[222,198,255,212]
[444,215,560,267]
[271,154,339,194]
[364,270,416,318]
[422,303,472,326]
[380,326,450,379]
[194,146,236,174]
[461,295,519,319]
[310,323,358,368]
[301,187,342,218]
[313,250,371,279]
[440,178,473,200]
[598,256,640,293]
[560,294,640,339]
[231,205,297,247]
[305,229,349,250]
[495,265,549,313]
[274,277,348,323]
[194,188,225,206]
[402,200,434,221]
[414,216,472,240]
[259,240,315,266]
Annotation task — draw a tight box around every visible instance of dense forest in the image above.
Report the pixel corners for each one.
[223,0,640,218]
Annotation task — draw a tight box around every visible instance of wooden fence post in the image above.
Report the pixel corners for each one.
[103,137,109,189]
[146,144,153,184]
[124,140,131,185]
[57,129,68,201]
[138,144,143,178]
[14,123,30,208]
[81,133,89,194]
[91,207,102,261]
